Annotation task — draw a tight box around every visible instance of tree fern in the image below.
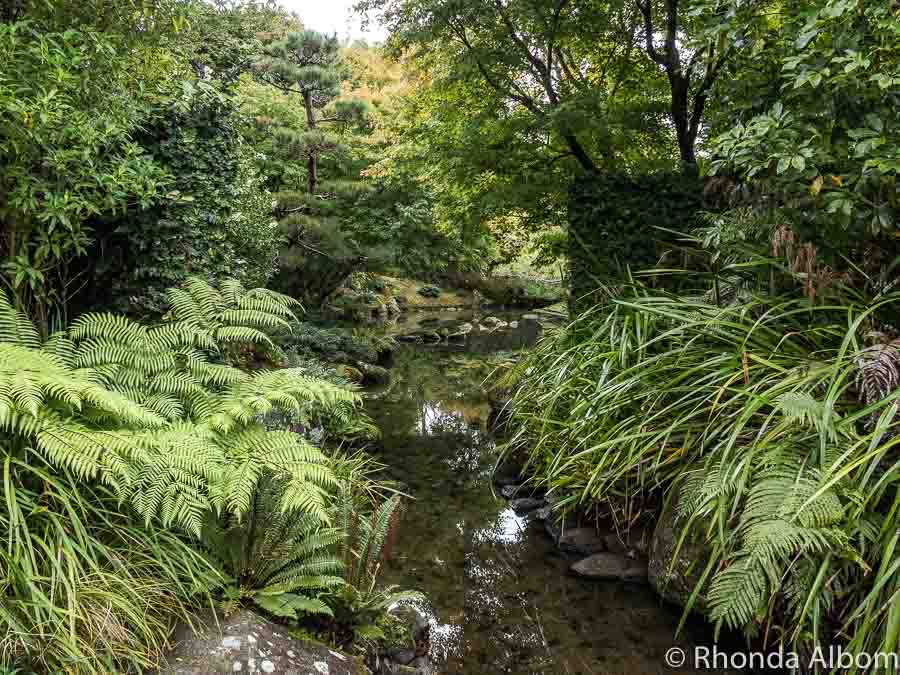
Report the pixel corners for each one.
[1,278,363,531]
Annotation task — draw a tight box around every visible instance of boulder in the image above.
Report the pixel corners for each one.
[492,469,522,487]
[447,322,474,340]
[557,527,607,556]
[534,491,572,542]
[479,316,509,331]
[648,495,712,610]
[155,609,366,675]
[385,649,416,666]
[336,364,364,384]
[603,526,651,556]
[570,553,648,582]
[537,505,577,544]
[356,362,391,386]
[378,605,433,675]
[510,497,545,514]
[499,484,521,499]
[389,604,430,644]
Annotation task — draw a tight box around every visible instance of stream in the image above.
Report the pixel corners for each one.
[362,310,738,675]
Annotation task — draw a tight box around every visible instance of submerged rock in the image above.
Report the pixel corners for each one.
[557,527,607,556]
[510,497,545,513]
[570,553,648,582]
[155,609,366,674]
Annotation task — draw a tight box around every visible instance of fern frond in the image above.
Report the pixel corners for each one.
[708,464,848,630]
[252,593,333,619]
[0,290,40,347]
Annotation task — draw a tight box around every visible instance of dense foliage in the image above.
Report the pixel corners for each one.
[504,275,900,660]
[567,171,705,307]
[2,0,899,670]
[495,0,900,663]
[0,277,354,668]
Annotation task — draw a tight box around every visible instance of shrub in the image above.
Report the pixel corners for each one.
[416,285,441,298]
[204,471,344,621]
[277,320,385,365]
[503,278,900,660]
[329,482,423,646]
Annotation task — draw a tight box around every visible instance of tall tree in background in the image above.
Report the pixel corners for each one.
[250,30,372,303]
[359,0,651,174]
[355,0,677,272]
[636,0,731,168]
[256,30,365,194]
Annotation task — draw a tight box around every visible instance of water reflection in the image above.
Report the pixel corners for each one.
[473,508,527,545]
[365,331,739,675]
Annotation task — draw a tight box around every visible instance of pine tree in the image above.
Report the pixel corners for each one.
[256,30,365,195]
[253,31,370,304]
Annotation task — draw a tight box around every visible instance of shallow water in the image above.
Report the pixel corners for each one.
[363,314,738,675]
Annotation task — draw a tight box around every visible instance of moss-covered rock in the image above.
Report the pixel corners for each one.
[648,495,712,612]
[155,609,368,675]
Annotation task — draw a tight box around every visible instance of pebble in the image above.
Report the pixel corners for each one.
[221,637,241,650]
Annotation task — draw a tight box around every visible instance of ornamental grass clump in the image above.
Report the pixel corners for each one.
[503,277,900,665]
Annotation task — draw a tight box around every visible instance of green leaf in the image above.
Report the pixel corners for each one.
[253,593,334,619]
[795,30,817,49]
[354,624,386,641]
[865,114,884,133]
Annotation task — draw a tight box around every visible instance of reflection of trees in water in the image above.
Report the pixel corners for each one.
[375,347,493,433]
[458,526,551,674]
[367,346,559,673]
[369,344,728,675]
[417,404,493,475]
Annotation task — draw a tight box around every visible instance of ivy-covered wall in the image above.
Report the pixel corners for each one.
[568,171,705,310]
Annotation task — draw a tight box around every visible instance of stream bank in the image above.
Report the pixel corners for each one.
[360,313,741,674]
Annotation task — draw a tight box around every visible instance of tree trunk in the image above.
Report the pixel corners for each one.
[303,91,318,194]
[668,72,697,168]
[307,148,317,194]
